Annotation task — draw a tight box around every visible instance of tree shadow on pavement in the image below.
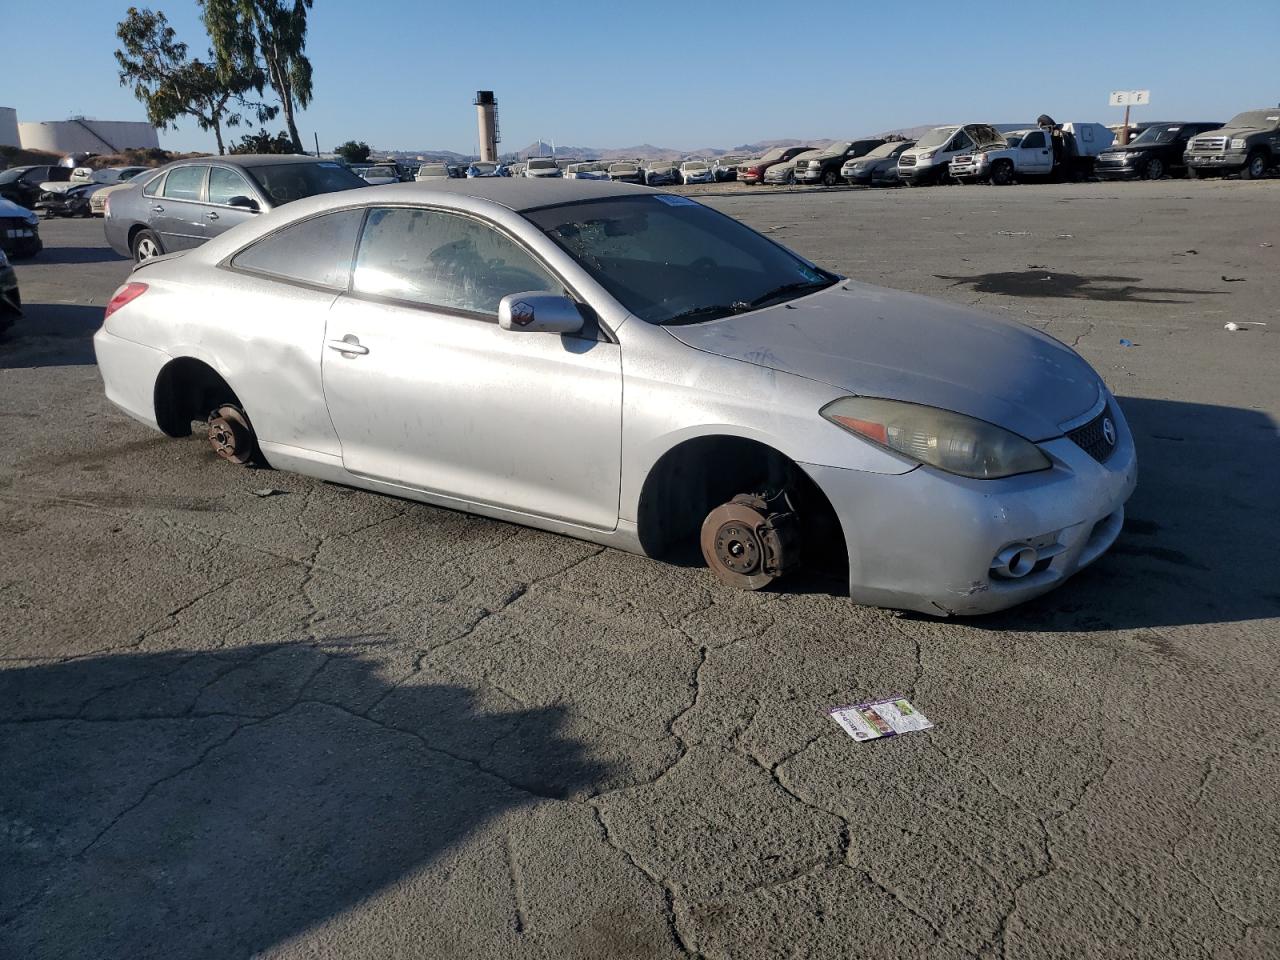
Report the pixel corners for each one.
[0,642,611,959]
[0,304,102,368]
[933,269,1223,304]
[967,396,1280,632]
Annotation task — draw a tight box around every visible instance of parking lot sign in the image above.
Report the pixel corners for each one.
[1109,90,1151,107]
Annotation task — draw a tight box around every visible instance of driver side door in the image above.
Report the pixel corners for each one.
[321,206,623,530]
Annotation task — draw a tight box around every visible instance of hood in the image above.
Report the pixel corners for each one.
[663,282,1102,441]
[0,196,37,220]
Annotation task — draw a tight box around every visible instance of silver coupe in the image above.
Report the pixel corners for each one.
[94,180,1136,615]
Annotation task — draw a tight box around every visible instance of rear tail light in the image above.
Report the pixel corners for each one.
[105,282,148,320]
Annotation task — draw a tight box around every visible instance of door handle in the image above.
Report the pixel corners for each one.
[206,210,219,221]
[327,336,369,356]
[151,204,164,213]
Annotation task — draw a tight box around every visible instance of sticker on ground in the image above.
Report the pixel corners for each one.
[829,697,933,742]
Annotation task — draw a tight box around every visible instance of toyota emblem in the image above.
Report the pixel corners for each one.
[1102,417,1117,446]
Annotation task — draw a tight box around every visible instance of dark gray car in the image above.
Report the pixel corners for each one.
[104,155,367,262]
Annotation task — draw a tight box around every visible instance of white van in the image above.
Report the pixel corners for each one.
[897,124,1005,186]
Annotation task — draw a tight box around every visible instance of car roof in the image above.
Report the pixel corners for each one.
[175,154,335,168]
[344,178,657,212]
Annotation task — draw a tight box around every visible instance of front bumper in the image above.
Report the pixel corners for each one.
[801,404,1137,615]
[897,164,936,184]
[948,159,987,179]
[1186,152,1247,170]
[0,221,41,258]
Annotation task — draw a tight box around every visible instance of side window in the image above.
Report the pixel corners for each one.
[353,207,563,316]
[162,165,207,201]
[143,172,166,197]
[208,167,254,206]
[230,209,364,290]
[1022,131,1046,149]
[950,132,974,152]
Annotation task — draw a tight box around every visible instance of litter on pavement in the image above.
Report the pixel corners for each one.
[829,697,934,742]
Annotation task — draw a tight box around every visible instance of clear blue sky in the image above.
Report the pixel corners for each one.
[5,0,1278,154]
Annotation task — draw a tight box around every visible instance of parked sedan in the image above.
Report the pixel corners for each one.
[524,158,563,179]
[358,164,403,185]
[763,150,820,185]
[644,161,679,187]
[713,156,747,182]
[466,162,510,178]
[94,180,1135,615]
[737,146,813,185]
[842,140,916,186]
[0,165,72,208]
[607,160,645,184]
[1095,122,1222,180]
[89,168,155,216]
[0,195,42,259]
[104,155,368,263]
[565,162,611,181]
[414,162,453,181]
[0,248,20,335]
[679,159,714,184]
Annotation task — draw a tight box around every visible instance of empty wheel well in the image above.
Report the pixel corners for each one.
[154,358,242,437]
[636,435,847,570]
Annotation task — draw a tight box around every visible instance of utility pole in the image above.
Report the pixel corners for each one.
[1120,104,1131,145]
[313,131,320,156]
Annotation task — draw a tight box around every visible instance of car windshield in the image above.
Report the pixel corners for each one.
[247,162,366,204]
[682,162,707,170]
[915,126,959,149]
[0,168,29,185]
[471,163,497,173]
[1131,125,1181,144]
[1226,110,1279,129]
[1005,135,1024,148]
[528,159,556,169]
[420,164,448,176]
[365,167,397,177]
[526,195,837,325]
[864,141,903,159]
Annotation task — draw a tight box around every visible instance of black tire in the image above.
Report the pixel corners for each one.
[131,228,164,263]
[822,168,839,187]
[990,160,1015,186]
[1239,150,1268,181]
[1187,167,1202,180]
[1145,157,1165,180]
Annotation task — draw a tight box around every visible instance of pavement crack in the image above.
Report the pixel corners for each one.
[505,832,530,935]
[588,803,701,958]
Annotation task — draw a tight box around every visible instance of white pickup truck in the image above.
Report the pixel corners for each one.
[949,122,1113,185]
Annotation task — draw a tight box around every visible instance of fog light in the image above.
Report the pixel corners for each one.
[991,543,1038,579]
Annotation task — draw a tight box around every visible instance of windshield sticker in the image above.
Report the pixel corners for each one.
[654,194,697,206]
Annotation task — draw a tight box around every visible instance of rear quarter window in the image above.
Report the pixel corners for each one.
[230,208,365,291]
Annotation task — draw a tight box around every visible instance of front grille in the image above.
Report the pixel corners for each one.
[1067,406,1118,463]
[1189,136,1227,152]
[899,155,917,167]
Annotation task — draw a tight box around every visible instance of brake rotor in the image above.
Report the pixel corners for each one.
[207,405,255,465]
[700,494,800,591]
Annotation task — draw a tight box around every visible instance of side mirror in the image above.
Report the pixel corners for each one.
[498,292,584,335]
[228,195,260,212]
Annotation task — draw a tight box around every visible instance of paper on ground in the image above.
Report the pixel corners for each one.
[829,697,933,742]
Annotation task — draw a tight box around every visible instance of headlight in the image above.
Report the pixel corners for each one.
[918,151,936,161]
[820,397,1052,479]
[973,152,987,162]
[1230,138,1246,150]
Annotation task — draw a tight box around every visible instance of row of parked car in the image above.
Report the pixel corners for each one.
[734,108,1280,188]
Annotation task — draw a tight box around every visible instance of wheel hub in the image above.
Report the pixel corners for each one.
[700,494,801,591]
[207,405,254,465]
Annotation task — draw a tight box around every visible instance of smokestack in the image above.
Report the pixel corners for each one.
[474,91,499,163]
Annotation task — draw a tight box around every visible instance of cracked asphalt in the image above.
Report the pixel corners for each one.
[2,180,1278,959]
